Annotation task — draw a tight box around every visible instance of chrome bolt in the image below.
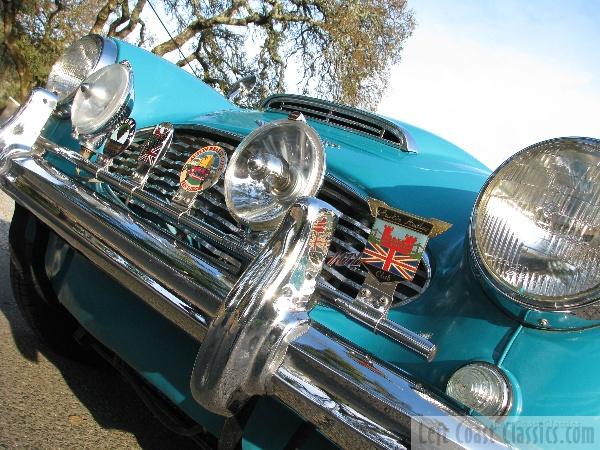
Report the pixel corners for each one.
[374,296,389,308]
[538,318,550,328]
[359,288,371,298]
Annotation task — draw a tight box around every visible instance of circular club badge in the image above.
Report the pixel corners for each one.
[179,145,227,193]
[104,118,136,158]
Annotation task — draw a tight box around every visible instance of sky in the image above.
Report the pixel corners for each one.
[138,1,599,169]
[377,0,600,168]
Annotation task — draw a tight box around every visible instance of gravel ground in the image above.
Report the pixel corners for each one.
[0,191,199,449]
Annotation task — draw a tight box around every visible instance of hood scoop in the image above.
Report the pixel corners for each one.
[262,94,414,152]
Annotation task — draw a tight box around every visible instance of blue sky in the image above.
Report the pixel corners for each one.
[378,0,600,168]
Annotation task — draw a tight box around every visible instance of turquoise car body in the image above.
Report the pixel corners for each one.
[35,39,600,448]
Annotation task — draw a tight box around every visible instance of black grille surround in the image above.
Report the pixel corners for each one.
[106,126,430,305]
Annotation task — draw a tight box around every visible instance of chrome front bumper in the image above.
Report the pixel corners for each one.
[0,90,509,450]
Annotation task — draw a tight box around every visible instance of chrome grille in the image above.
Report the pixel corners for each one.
[107,127,430,304]
[107,129,245,274]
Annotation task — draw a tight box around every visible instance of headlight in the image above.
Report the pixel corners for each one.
[224,117,325,230]
[446,363,512,417]
[71,62,134,144]
[46,35,117,106]
[471,137,600,310]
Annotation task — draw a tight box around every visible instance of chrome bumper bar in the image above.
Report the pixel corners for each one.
[0,91,509,450]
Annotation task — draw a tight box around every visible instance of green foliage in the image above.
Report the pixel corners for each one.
[1,0,100,106]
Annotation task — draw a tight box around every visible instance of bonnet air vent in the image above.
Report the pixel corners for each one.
[262,94,410,151]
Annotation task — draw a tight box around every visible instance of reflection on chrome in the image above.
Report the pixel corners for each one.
[190,197,339,416]
[0,89,57,174]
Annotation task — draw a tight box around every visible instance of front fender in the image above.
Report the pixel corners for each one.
[114,39,238,128]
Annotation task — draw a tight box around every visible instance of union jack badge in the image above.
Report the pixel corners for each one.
[138,123,173,167]
[132,122,174,185]
[361,199,451,283]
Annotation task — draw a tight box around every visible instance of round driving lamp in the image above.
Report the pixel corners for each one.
[224,118,325,230]
[470,137,600,311]
[46,35,117,106]
[71,62,134,147]
[446,363,512,417]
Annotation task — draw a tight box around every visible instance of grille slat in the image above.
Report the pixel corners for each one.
[106,127,430,304]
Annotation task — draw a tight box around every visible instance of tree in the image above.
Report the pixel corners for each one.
[1,0,414,111]
[1,0,102,106]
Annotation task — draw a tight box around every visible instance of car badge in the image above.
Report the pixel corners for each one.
[96,118,136,168]
[132,122,173,185]
[308,212,336,264]
[104,118,136,159]
[357,199,451,317]
[180,146,227,193]
[172,145,228,208]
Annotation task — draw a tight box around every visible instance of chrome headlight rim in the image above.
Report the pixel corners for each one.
[48,34,118,115]
[470,136,600,313]
[224,118,326,230]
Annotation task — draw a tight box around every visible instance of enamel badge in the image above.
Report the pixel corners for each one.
[309,213,336,264]
[180,146,227,193]
[104,118,136,159]
[361,199,452,283]
[132,122,174,185]
[138,123,173,167]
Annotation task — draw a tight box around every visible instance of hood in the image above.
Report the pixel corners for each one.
[180,107,490,238]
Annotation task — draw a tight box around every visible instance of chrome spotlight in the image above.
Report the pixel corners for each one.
[224,115,325,230]
[71,61,134,151]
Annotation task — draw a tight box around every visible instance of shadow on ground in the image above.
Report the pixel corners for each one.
[0,204,200,449]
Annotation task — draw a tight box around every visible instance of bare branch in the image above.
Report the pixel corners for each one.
[91,0,119,34]
[115,0,147,39]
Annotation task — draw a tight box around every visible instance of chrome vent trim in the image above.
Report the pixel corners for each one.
[262,94,415,152]
[106,125,430,305]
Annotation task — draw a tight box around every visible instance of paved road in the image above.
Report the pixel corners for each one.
[0,191,199,449]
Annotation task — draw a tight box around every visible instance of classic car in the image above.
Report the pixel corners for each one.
[1,34,599,450]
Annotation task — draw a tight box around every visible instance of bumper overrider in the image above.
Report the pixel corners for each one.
[0,90,510,449]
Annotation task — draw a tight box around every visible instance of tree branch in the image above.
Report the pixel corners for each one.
[43,0,65,41]
[91,0,120,34]
[152,1,320,57]
[115,0,147,39]
[2,0,33,99]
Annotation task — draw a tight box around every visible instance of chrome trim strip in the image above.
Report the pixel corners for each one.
[263,94,417,153]
[318,283,437,361]
[1,155,234,340]
[274,325,509,450]
[98,36,119,72]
